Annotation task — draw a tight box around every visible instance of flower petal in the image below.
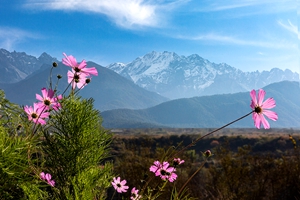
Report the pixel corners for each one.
[250,89,257,104]
[62,53,78,68]
[40,172,45,180]
[47,89,55,98]
[259,114,270,129]
[82,67,98,76]
[36,94,43,102]
[41,88,47,98]
[257,89,266,106]
[116,177,120,183]
[263,110,278,121]
[120,179,127,185]
[252,113,261,129]
[76,79,86,89]
[45,173,52,181]
[77,60,87,70]
[262,97,276,109]
[48,180,55,187]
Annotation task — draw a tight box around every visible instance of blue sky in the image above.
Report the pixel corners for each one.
[0,0,298,72]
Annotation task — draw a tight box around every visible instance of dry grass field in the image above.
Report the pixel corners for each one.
[108,128,300,199]
[111,128,300,139]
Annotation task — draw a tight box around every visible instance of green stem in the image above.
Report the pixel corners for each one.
[171,111,253,159]
[175,157,208,199]
[49,66,54,90]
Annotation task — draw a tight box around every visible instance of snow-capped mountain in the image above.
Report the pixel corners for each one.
[0,49,58,83]
[107,51,299,99]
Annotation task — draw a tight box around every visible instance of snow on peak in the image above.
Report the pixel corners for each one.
[106,51,300,99]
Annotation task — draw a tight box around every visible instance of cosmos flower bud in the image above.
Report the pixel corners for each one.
[85,78,91,84]
[203,150,212,158]
[52,62,58,67]
[57,74,62,79]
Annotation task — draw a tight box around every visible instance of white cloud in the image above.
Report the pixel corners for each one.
[175,33,297,49]
[278,20,298,35]
[24,0,188,29]
[0,27,41,50]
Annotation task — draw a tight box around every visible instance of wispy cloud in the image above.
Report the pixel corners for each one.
[207,1,263,11]
[195,0,295,14]
[175,33,297,49]
[24,0,189,29]
[278,20,297,36]
[0,27,41,50]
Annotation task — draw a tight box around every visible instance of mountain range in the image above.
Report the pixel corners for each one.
[0,49,167,111]
[0,48,58,83]
[107,51,299,99]
[0,49,299,128]
[101,81,300,128]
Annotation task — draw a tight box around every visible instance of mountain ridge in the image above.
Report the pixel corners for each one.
[0,60,168,111]
[0,48,58,83]
[101,81,300,128]
[107,51,299,99]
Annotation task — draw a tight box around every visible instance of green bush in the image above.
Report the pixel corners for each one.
[42,96,113,199]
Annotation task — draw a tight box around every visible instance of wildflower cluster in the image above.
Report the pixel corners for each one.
[112,177,142,199]
[23,53,99,126]
[62,53,98,89]
[40,172,55,187]
[24,87,63,125]
[22,53,99,192]
[150,160,180,182]
[111,158,185,199]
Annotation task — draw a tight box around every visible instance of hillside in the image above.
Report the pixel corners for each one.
[101,81,300,128]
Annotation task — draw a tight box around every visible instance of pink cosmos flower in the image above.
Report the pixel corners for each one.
[62,53,98,76]
[149,160,162,176]
[250,89,278,129]
[24,103,50,125]
[111,177,129,193]
[173,158,185,166]
[131,187,141,200]
[40,172,55,187]
[67,70,88,89]
[150,161,177,182]
[36,88,62,110]
[159,162,177,182]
